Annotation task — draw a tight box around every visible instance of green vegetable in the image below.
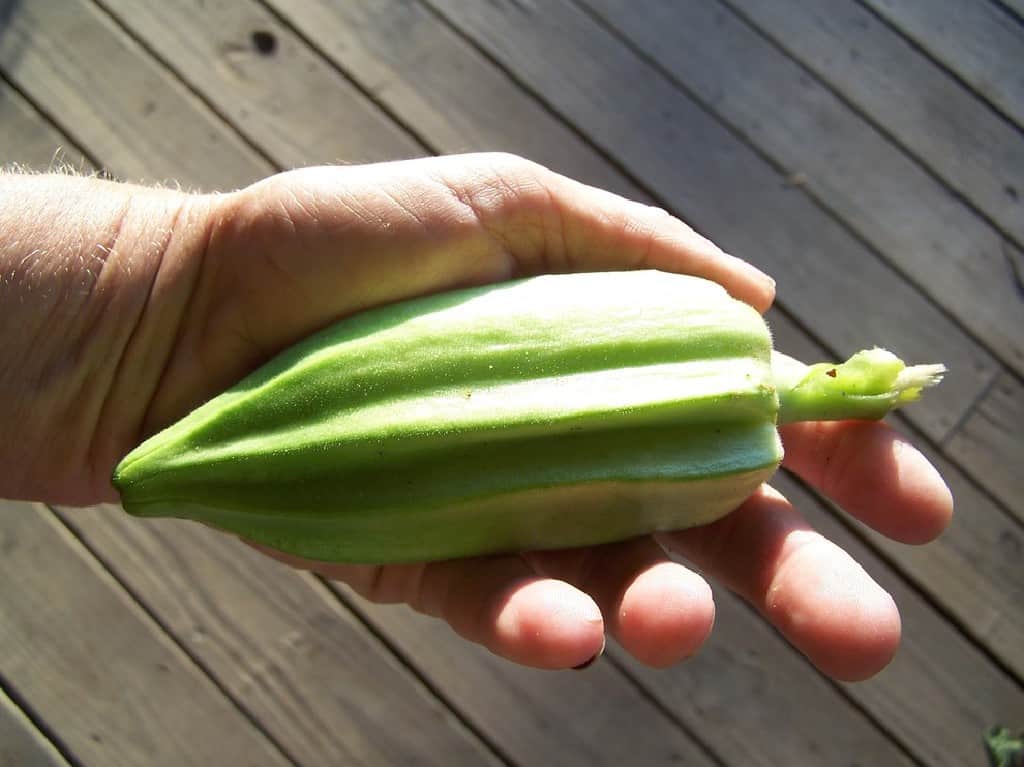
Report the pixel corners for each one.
[985,726,1024,767]
[112,270,944,563]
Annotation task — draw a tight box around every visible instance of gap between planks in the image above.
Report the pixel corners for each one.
[0,678,77,767]
[857,0,1024,133]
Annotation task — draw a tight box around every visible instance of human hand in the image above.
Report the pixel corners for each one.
[137,153,945,680]
[3,154,951,679]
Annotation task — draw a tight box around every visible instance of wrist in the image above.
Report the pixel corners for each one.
[0,173,219,504]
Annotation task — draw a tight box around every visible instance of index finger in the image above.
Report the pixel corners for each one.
[426,152,777,311]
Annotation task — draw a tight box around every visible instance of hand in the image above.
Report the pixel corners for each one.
[141,153,943,680]
[5,154,951,679]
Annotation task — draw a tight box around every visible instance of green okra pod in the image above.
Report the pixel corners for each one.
[113,270,944,563]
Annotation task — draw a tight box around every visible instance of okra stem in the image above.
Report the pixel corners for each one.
[772,348,946,425]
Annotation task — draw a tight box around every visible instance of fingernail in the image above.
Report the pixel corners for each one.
[572,636,606,670]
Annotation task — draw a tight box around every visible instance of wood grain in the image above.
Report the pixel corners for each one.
[728,0,1024,249]
[0,0,262,189]
[260,0,640,198]
[0,502,290,767]
[96,0,421,168]
[0,686,70,767]
[863,0,1024,129]
[582,0,1024,378]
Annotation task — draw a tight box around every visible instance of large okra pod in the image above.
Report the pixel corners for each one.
[113,270,943,563]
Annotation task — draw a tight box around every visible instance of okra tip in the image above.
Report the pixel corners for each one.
[773,347,946,425]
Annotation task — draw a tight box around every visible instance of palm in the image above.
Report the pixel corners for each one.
[142,155,951,678]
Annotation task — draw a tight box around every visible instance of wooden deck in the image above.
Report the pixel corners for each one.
[2,1,1022,764]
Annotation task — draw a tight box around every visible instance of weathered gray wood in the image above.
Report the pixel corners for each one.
[0,0,262,189]
[96,0,421,168]
[58,506,502,767]
[582,0,1024,377]
[257,0,640,198]
[999,0,1024,20]
[945,371,1024,524]
[422,0,991,439]
[728,0,1024,249]
[769,308,1024,681]
[0,501,290,767]
[0,686,70,767]
[0,81,89,171]
[5,0,1020,762]
[863,0,1024,129]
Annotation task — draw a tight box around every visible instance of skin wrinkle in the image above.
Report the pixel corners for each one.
[131,195,220,445]
[433,158,558,278]
[433,174,519,277]
[83,194,189,497]
[483,158,553,267]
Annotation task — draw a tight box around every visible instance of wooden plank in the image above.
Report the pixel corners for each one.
[1000,0,1024,21]
[6,2,1015,761]
[728,0,1024,249]
[0,502,290,767]
[253,0,639,198]
[0,0,262,189]
[0,687,70,767]
[420,0,991,438]
[0,80,89,171]
[863,0,1024,129]
[769,309,1024,681]
[945,371,1024,524]
[58,506,503,766]
[582,0,1024,377]
[95,0,421,168]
